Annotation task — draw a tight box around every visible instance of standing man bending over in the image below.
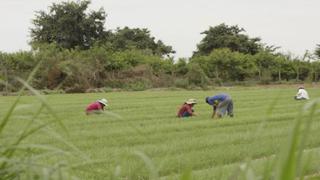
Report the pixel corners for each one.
[206,93,233,119]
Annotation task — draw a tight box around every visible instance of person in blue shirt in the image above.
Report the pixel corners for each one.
[205,93,233,119]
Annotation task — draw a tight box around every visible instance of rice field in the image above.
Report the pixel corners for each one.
[1,87,320,179]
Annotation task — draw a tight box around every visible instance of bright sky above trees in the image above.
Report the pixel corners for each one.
[0,0,319,58]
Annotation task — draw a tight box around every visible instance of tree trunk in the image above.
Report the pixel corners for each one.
[4,68,8,95]
[258,69,261,81]
[215,66,219,79]
[278,69,281,81]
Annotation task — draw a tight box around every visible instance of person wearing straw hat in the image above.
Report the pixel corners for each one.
[206,93,233,119]
[294,86,309,100]
[85,98,108,115]
[177,99,197,118]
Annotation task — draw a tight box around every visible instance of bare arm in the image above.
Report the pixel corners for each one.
[211,111,216,118]
[212,106,217,118]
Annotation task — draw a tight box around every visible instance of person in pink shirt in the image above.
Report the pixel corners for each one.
[177,99,197,118]
[86,98,108,115]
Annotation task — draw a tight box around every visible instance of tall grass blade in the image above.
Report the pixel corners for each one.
[133,150,159,180]
[0,61,41,134]
[275,99,318,180]
[296,99,319,178]
[16,77,68,133]
[180,168,192,180]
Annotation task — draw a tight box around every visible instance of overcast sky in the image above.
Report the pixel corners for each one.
[0,0,319,58]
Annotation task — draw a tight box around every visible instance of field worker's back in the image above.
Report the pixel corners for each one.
[297,89,309,99]
[207,94,229,105]
[86,102,103,112]
[177,104,193,117]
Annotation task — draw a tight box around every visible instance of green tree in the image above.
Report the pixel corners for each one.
[104,27,175,57]
[315,44,320,59]
[0,51,36,92]
[273,55,287,81]
[291,51,313,81]
[193,23,261,56]
[254,51,276,81]
[174,58,189,76]
[186,63,209,87]
[206,48,256,81]
[310,61,320,81]
[190,48,256,81]
[30,0,107,50]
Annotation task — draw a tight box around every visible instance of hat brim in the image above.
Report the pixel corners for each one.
[98,100,108,106]
[186,101,196,104]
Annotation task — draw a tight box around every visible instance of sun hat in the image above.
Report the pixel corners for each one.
[186,99,197,104]
[98,98,108,106]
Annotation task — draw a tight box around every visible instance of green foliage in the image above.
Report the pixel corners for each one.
[309,61,320,81]
[254,50,277,81]
[2,42,320,93]
[103,27,175,57]
[29,0,175,57]
[193,23,261,56]
[186,63,209,87]
[174,78,189,89]
[0,51,37,92]
[0,66,81,180]
[174,58,189,76]
[30,0,106,49]
[2,44,320,93]
[315,44,320,59]
[124,78,152,91]
[191,48,257,81]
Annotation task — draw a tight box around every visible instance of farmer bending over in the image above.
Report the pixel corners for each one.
[177,99,197,118]
[86,98,108,115]
[206,94,233,119]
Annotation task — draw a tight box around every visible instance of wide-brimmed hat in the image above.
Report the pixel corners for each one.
[98,98,108,106]
[186,99,197,104]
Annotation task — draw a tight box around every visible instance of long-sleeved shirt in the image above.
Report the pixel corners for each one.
[206,94,229,105]
[86,102,104,113]
[296,89,309,99]
[177,104,193,117]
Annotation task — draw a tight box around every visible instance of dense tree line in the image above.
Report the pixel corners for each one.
[1,0,320,93]
[1,44,320,93]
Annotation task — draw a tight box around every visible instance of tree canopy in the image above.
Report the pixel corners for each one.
[30,0,174,57]
[103,27,175,57]
[315,44,320,59]
[30,0,107,50]
[193,23,261,56]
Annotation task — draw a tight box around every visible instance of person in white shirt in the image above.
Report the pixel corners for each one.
[294,86,309,100]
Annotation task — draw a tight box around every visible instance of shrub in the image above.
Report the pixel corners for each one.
[186,63,209,87]
[174,78,189,89]
[125,78,152,91]
[41,89,65,94]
